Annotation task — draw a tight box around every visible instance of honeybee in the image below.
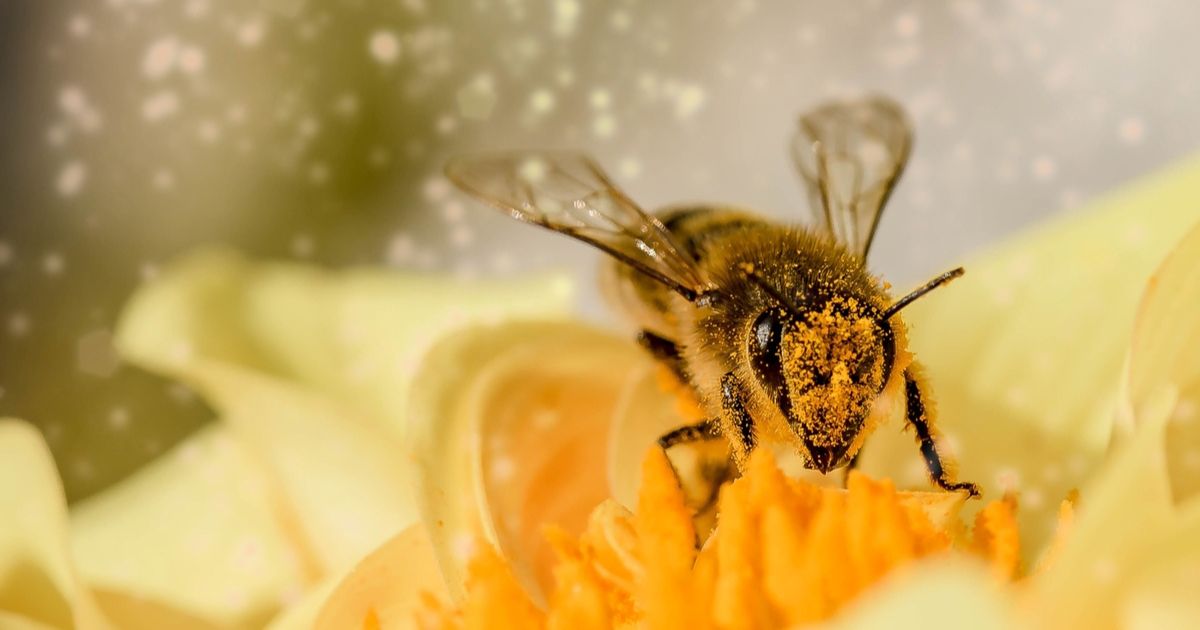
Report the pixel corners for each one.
[447,96,980,497]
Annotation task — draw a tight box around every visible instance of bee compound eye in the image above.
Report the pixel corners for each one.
[752,310,782,353]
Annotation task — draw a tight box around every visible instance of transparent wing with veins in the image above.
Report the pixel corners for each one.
[791,96,914,259]
[446,151,711,299]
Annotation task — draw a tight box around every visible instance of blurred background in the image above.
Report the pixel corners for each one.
[1,0,1198,503]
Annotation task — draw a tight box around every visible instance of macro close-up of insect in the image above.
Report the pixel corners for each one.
[447,96,981,500]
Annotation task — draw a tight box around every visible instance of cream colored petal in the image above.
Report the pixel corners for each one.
[0,419,112,630]
[113,249,575,579]
[262,578,339,630]
[1123,220,1200,502]
[827,558,1015,630]
[311,525,447,630]
[116,248,574,441]
[407,320,649,603]
[1021,399,1176,630]
[70,425,312,629]
[858,155,1200,554]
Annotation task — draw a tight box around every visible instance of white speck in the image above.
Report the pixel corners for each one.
[423,177,450,201]
[529,88,556,114]
[57,162,87,197]
[0,242,12,267]
[532,409,559,429]
[589,88,611,109]
[457,75,497,120]
[153,169,176,190]
[1173,399,1197,423]
[368,30,401,64]
[8,313,30,337]
[58,86,102,132]
[46,125,68,147]
[674,84,706,118]
[178,46,206,74]
[77,329,119,378]
[291,234,315,257]
[449,225,474,248]
[592,113,617,138]
[611,9,631,31]
[442,201,464,223]
[552,0,581,37]
[68,14,91,37]
[435,115,457,135]
[368,146,392,167]
[895,13,920,37]
[140,262,160,281]
[618,157,642,180]
[491,456,517,482]
[142,91,180,121]
[298,116,320,138]
[1092,558,1118,583]
[518,157,547,182]
[237,20,266,47]
[142,37,180,79]
[450,534,477,562]
[1117,117,1145,144]
[308,163,329,184]
[1031,155,1057,181]
[72,458,94,481]
[42,253,65,276]
[197,119,221,143]
[386,233,414,265]
[994,467,1021,491]
[108,407,131,430]
[334,93,359,117]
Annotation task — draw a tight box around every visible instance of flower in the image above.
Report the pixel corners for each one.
[1,153,1200,629]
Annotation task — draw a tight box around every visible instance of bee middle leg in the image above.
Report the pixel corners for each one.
[636,330,688,382]
[903,368,981,497]
[656,419,733,518]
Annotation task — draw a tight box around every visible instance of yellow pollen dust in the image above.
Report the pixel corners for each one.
[780,298,883,447]
[418,449,1056,630]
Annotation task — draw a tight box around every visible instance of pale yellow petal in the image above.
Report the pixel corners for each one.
[408,320,649,603]
[827,558,1014,630]
[174,364,416,574]
[114,250,575,579]
[116,248,573,441]
[1021,402,1175,630]
[1123,220,1200,502]
[70,425,312,628]
[312,525,447,630]
[0,419,112,630]
[859,154,1200,554]
[262,579,338,630]
[606,364,689,510]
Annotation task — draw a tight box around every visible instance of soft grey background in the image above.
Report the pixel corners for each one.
[1,0,1197,500]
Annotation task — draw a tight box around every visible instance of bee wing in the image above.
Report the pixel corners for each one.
[791,96,913,259]
[446,151,712,299]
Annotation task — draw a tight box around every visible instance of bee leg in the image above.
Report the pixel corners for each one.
[903,368,981,498]
[636,330,688,382]
[722,372,757,454]
[841,450,862,488]
[657,418,731,539]
[657,418,720,449]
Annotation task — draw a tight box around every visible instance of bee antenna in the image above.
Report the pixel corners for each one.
[882,267,965,320]
[740,263,805,320]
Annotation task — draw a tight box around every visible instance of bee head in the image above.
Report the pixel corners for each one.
[748,297,889,473]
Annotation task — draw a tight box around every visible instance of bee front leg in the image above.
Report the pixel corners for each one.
[903,368,981,497]
[721,371,757,457]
